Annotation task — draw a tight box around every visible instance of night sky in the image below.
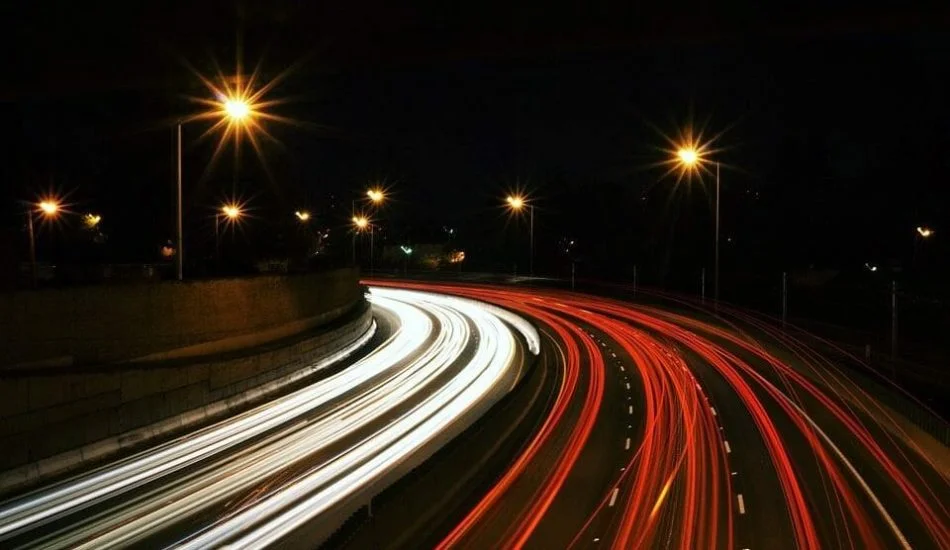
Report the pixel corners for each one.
[3,2,949,290]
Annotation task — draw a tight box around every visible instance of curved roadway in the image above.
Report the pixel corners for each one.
[360,280,950,550]
[0,286,538,549]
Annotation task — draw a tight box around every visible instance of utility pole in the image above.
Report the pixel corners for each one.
[529,205,535,276]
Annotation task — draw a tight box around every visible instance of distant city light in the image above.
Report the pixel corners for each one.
[864,262,878,272]
[916,226,934,238]
[401,245,413,255]
[295,210,311,221]
[449,250,466,263]
[83,213,102,229]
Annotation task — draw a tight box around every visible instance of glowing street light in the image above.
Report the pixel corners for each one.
[39,201,60,215]
[351,215,375,274]
[26,198,62,287]
[916,226,934,238]
[352,216,370,230]
[677,147,699,166]
[222,204,241,219]
[215,203,243,261]
[175,86,262,281]
[295,210,311,222]
[505,194,534,276]
[673,142,722,306]
[223,98,251,121]
[367,189,385,204]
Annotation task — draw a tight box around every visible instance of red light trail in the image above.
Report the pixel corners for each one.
[368,279,950,550]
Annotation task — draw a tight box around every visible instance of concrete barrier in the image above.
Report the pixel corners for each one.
[1,268,360,367]
[0,302,373,494]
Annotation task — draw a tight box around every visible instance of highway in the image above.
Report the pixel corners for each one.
[356,281,950,550]
[0,286,538,549]
[2,281,947,549]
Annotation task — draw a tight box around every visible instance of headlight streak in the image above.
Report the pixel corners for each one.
[183,295,519,549]
[0,287,533,550]
[369,280,949,550]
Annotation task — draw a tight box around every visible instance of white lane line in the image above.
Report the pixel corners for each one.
[609,488,619,507]
[737,494,746,515]
[624,437,631,450]
[628,405,633,415]
[610,352,616,358]
[724,440,731,453]
[710,407,717,416]
[620,366,625,372]
[625,382,630,390]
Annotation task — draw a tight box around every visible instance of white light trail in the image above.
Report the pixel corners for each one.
[0,287,533,550]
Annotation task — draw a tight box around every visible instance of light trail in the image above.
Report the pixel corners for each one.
[0,287,537,549]
[368,280,950,550]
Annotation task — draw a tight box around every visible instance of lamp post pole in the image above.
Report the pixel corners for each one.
[175,121,184,281]
[529,204,535,276]
[26,211,37,288]
[714,161,720,307]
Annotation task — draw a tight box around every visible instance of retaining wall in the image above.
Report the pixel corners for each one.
[1,268,361,367]
[0,302,373,492]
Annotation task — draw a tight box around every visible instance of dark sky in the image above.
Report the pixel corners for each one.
[3,1,949,286]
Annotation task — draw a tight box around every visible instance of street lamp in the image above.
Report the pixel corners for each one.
[352,215,374,274]
[675,146,721,306]
[367,188,385,204]
[175,94,255,281]
[506,194,534,276]
[215,203,242,261]
[295,210,311,222]
[916,226,934,238]
[26,198,60,287]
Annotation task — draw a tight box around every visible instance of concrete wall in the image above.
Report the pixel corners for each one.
[0,268,360,367]
[0,303,373,486]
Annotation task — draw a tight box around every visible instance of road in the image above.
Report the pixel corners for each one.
[0,286,538,549]
[358,280,950,550]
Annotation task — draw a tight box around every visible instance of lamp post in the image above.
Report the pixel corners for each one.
[26,200,60,288]
[175,97,253,281]
[506,195,534,276]
[215,204,242,262]
[676,147,721,306]
[353,215,371,272]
